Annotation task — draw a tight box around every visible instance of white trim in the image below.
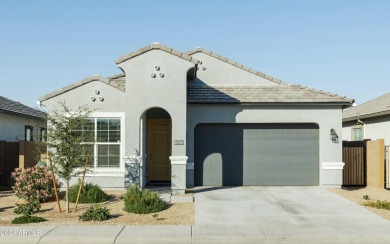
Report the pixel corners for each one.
[322,162,345,170]
[169,156,188,164]
[87,112,126,171]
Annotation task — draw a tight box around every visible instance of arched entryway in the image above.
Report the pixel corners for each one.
[142,107,172,184]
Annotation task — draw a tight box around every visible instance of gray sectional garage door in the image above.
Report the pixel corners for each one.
[194,124,319,186]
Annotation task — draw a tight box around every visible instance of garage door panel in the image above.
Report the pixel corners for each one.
[194,123,319,186]
[244,169,319,185]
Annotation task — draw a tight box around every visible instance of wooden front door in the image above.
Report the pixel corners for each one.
[148,119,171,182]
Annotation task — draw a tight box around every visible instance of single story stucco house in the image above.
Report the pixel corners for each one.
[0,95,45,142]
[39,43,353,192]
[343,92,390,145]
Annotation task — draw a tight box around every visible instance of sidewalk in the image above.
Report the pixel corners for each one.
[2,223,390,243]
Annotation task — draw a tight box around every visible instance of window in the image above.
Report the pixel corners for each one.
[39,127,47,142]
[79,118,121,168]
[352,126,363,141]
[25,125,33,141]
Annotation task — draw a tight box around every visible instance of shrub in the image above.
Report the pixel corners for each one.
[79,204,110,221]
[12,215,47,224]
[68,181,108,203]
[364,200,390,210]
[11,165,58,203]
[363,195,370,200]
[124,185,165,214]
[13,200,40,215]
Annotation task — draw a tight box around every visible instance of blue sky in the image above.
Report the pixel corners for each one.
[1,1,389,108]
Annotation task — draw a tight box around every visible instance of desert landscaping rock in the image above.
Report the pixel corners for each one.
[329,187,390,221]
[0,190,194,226]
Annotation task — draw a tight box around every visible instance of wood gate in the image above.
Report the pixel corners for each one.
[342,140,368,186]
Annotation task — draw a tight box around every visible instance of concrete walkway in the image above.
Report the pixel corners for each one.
[2,224,390,243]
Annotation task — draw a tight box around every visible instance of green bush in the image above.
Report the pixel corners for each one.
[363,195,370,200]
[79,204,110,221]
[364,200,390,210]
[124,185,165,214]
[12,215,47,224]
[13,200,40,216]
[68,181,108,203]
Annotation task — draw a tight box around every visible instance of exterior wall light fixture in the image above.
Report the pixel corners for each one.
[330,128,339,143]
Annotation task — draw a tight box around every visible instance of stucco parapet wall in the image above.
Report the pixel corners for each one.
[186,48,354,104]
[39,75,125,102]
[115,43,199,65]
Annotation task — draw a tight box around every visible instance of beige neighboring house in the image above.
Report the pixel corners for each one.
[0,96,46,142]
[342,92,390,145]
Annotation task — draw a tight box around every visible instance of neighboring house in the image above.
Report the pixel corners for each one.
[342,92,390,145]
[0,96,46,142]
[39,43,353,191]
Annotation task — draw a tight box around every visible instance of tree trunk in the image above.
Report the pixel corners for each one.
[66,180,70,213]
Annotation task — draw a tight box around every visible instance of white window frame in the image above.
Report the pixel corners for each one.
[85,112,125,176]
[351,125,363,141]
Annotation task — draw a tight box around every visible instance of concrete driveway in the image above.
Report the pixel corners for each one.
[194,186,390,242]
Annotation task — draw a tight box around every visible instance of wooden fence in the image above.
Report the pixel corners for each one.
[0,141,45,187]
[342,140,367,186]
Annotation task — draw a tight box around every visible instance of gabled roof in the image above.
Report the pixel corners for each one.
[186,48,286,85]
[39,75,125,102]
[186,47,353,105]
[188,85,353,105]
[0,96,45,119]
[343,92,390,122]
[115,43,199,65]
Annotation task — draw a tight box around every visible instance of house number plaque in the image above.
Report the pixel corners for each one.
[174,140,184,145]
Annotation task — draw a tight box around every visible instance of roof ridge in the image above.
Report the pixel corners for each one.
[115,43,199,65]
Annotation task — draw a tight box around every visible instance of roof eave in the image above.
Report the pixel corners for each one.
[188,101,353,106]
[0,109,45,120]
[343,110,390,122]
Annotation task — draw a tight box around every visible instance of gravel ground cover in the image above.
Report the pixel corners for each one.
[0,190,194,226]
[329,187,390,221]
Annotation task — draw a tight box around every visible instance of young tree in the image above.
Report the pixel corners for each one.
[43,101,95,212]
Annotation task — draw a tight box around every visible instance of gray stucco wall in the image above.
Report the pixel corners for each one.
[190,52,279,86]
[187,104,344,187]
[41,80,127,188]
[117,49,195,160]
[0,112,44,141]
[343,115,390,145]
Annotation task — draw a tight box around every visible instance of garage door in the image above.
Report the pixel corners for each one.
[194,124,319,186]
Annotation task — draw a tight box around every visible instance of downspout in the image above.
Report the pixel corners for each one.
[357,119,365,140]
